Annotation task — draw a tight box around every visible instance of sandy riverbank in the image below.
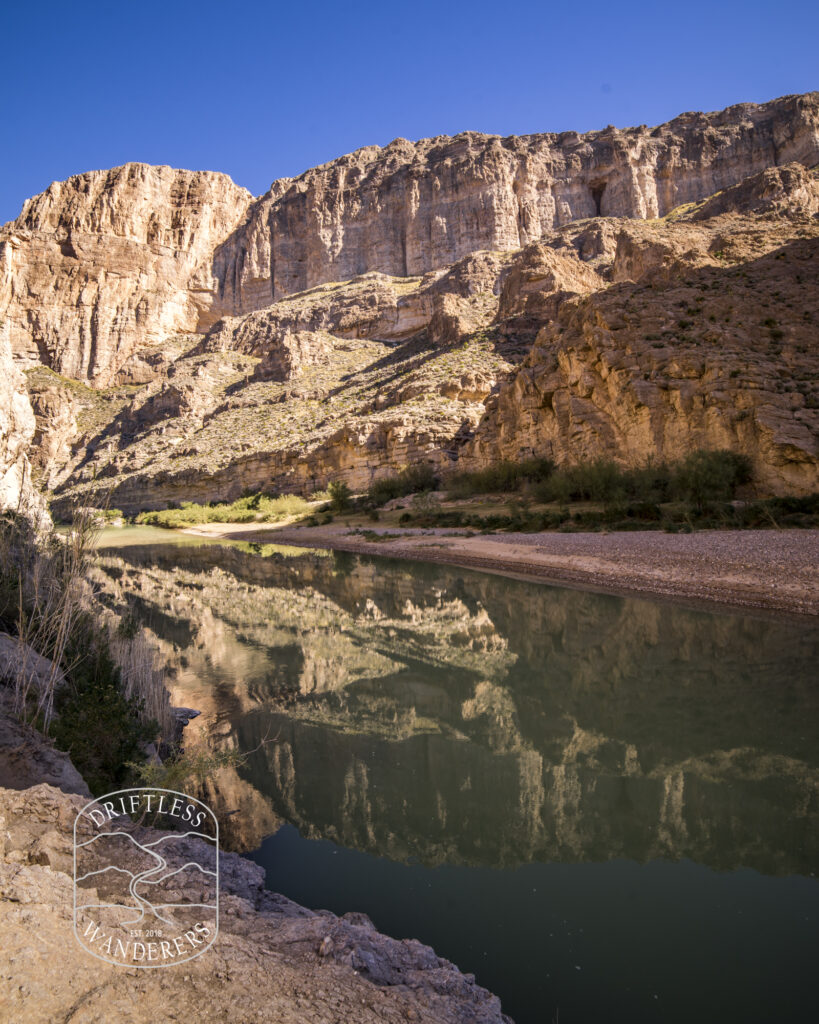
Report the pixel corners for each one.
[182,523,819,617]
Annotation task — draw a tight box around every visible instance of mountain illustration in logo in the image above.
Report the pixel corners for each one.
[73,789,219,967]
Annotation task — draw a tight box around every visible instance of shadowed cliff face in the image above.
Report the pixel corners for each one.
[93,535,819,872]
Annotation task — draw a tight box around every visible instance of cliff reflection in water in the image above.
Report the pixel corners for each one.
[95,534,819,875]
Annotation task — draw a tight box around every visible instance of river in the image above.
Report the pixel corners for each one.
[95,527,819,1024]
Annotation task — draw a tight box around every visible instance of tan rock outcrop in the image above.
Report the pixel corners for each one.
[0,782,510,1024]
[214,92,819,308]
[0,326,38,512]
[462,234,819,494]
[4,94,818,390]
[5,95,819,507]
[1,164,252,384]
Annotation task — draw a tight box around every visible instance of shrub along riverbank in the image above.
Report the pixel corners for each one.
[65,450,818,536]
[0,508,174,794]
[362,450,819,532]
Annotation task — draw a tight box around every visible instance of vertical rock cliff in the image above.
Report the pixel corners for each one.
[1,164,252,384]
[214,92,819,309]
[2,93,817,387]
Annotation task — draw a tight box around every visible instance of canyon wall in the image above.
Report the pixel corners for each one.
[3,93,818,387]
[0,164,251,384]
[0,247,38,511]
[216,92,819,309]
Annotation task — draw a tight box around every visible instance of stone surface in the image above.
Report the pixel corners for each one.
[462,228,819,495]
[0,690,88,796]
[0,323,38,512]
[3,95,818,509]
[0,780,510,1023]
[47,165,819,511]
[213,92,819,308]
[3,94,818,389]
[1,164,251,384]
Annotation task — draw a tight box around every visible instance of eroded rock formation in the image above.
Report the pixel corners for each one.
[2,93,818,505]
[0,326,38,512]
[1,164,251,384]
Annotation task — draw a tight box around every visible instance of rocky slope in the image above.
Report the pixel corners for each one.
[2,93,818,508]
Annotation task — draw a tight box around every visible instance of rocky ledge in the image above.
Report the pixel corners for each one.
[0,708,510,1023]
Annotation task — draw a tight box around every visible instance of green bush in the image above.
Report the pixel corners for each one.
[368,463,438,505]
[671,450,752,509]
[136,493,313,528]
[328,481,352,513]
[51,628,157,795]
[533,452,750,508]
[446,458,554,498]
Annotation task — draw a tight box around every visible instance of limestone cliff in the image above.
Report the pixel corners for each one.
[4,93,819,505]
[213,92,819,308]
[1,164,251,384]
[4,93,818,388]
[0,324,38,512]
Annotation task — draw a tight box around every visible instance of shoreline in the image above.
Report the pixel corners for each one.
[180,523,819,618]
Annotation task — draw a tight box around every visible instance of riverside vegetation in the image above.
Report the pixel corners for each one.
[0,506,244,797]
[114,449,818,535]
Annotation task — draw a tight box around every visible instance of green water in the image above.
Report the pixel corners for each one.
[96,528,819,1023]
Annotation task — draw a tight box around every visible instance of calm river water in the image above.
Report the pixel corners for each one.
[96,528,819,1024]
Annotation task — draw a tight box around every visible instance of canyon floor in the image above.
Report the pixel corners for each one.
[182,522,819,617]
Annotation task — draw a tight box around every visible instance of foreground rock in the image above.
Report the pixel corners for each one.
[0,746,510,1024]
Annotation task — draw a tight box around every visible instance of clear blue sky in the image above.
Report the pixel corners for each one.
[2,0,817,224]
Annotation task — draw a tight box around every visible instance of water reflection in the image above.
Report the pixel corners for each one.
[95,531,819,875]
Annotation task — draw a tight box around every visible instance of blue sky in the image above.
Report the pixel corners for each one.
[2,0,817,224]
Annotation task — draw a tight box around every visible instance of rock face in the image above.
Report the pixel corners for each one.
[0,777,511,1023]
[213,92,819,309]
[4,93,819,506]
[462,211,819,495]
[4,94,818,388]
[45,160,819,511]
[1,164,251,384]
[0,325,38,512]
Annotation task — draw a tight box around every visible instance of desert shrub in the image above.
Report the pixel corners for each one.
[368,463,438,505]
[534,453,748,508]
[0,506,171,794]
[535,459,627,503]
[328,481,352,513]
[127,744,246,793]
[410,491,440,514]
[50,627,157,794]
[446,458,554,498]
[136,493,313,528]
[671,450,752,509]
